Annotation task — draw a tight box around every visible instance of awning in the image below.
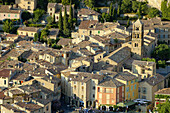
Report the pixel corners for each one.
[117,101,135,107]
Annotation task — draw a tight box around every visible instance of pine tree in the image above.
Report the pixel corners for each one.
[58,8,63,31]
[68,2,73,29]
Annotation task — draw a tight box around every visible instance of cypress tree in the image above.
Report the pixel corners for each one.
[117,5,120,17]
[109,3,113,17]
[58,8,63,31]
[112,7,115,19]
[68,2,73,29]
[63,6,70,36]
[161,0,168,19]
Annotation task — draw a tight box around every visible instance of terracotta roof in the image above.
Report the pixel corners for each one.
[0,69,14,78]
[79,20,98,29]
[145,74,164,86]
[155,88,170,95]
[48,3,57,8]
[1,104,25,112]
[0,5,21,13]
[132,60,155,67]
[98,77,124,87]
[108,46,131,63]
[57,38,72,46]
[78,8,100,16]
[15,102,42,112]
[18,27,39,32]
[114,72,138,81]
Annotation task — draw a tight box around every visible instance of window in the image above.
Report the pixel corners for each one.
[82,86,84,91]
[81,82,84,85]
[28,2,30,4]
[99,93,102,99]
[106,100,110,104]
[4,14,5,16]
[74,85,76,90]
[128,94,130,98]
[31,33,33,35]
[93,86,95,90]
[74,81,76,84]
[28,6,30,10]
[50,8,52,11]
[143,87,147,94]
[141,69,145,74]
[93,94,95,98]
[82,95,84,99]
[131,85,133,91]
[135,79,138,82]
[133,92,134,96]
[127,82,128,85]
[126,87,129,92]
[134,84,136,89]
[142,96,146,99]
[131,80,134,84]
[42,83,45,86]
[46,106,49,111]
[15,14,17,17]
[98,87,100,92]
[50,13,52,16]
[4,80,6,85]
[111,89,113,93]
[8,14,10,17]
[104,88,106,93]
[98,31,100,34]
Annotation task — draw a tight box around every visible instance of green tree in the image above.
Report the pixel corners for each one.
[109,3,113,17]
[161,0,168,19]
[152,44,170,60]
[127,19,130,27]
[58,8,63,31]
[117,5,120,17]
[33,9,45,22]
[137,3,142,19]
[112,8,115,19]
[33,33,39,42]
[148,8,160,18]
[121,0,132,13]
[132,1,138,12]
[40,28,50,42]
[2,20,14,33]
[157,100,170,113]
[88,0,95,8]
[62,0,70,5]
[47,16,53,25]
[63,6,70,36]
[68,2,73,29]
[21,11,32,21]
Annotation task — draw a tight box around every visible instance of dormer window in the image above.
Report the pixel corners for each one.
[136,27,139,30]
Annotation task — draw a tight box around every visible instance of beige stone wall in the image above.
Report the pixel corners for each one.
[18,0,37,13]
[17,30,37,38]
[0,13,21,21]
[0,77,9,87]
[1,105,15,113]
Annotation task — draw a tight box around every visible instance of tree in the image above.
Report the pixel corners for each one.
[21,11,32,21]
[47,16,53,25]
[33,33,39,42]
[40,28,50,42]
[161,0,168,19]
[132,1,138,12]
[33,9,45,22]
[68,2,73,29]
[62,0,70,5]
[88,0,95,8]
[109,3,113,17]
[121,0,132,13]
[127,19,130,27]
[2,20,14,33]
[157,100,170,113]
[112,8,115,19]
[148,8,160,18]
[152,44,170,60]
[58,8,63,31]
[63,6,70,36]
[137,3,142,19]
[117,5,120,17]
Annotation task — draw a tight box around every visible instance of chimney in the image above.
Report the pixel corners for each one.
[50,76,52,80]
[10,70,12,75]
[82,76,84,80]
